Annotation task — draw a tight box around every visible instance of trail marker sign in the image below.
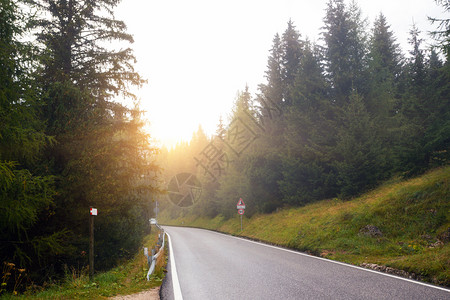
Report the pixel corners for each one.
[237,198,246,209]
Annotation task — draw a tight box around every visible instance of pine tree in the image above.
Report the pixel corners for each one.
[215,115,226,140]
[394,24,427,175]
[257,33,283,120]
[322,0,367,105]
[191,124,209,160]
[34,0,145,134]
[429,0,450,59]
[30,0,158,272]
[281,41,337,205]
[256,34,284,142]
[332,91,387,197]
[281,20,303,105]
[366,13,402,116]
[364,13,403,171]
[395,23,449,175]
[0,0,61,275]
[425,1,450,168]
[423,48,450,169]
[408,24,427,92]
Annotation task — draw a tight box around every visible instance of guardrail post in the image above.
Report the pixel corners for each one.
[146,220,165,280]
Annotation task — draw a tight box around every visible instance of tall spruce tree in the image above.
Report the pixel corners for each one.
[281,20,303,106]
[395,25,429,175]
[332,91,387,197]
[215,89,255,216]
[408,24,427,93]
[257,33,283,121]
[366,13,402,116]
[31,0,158,273]
[322,0,367,105]
[0,0,65,283]
[280,41,337,205]
[256,34,284,147]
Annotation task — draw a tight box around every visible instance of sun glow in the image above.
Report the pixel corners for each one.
[115,0,446,149]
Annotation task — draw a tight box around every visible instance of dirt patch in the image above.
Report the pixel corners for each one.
[110,287,160,300]
[320,250,335,257]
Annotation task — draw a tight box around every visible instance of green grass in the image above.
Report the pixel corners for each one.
[160,166,450,286]
[1,231,166,299]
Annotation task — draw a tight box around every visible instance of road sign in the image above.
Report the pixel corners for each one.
[90,207,97,216]
[237,198,246,209]
[238,209,245,215]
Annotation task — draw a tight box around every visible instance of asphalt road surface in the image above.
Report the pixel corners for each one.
[160,226,449,300]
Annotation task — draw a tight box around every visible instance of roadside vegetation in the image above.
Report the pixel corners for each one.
[1,0,448,295]
[0,231,166,299]
[160,166,450,287]
[1,0,160,295]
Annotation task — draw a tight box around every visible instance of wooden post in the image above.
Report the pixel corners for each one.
[89,207,94,281]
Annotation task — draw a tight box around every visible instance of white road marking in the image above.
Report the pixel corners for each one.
[166,232,183,300]
[207,229,450,293]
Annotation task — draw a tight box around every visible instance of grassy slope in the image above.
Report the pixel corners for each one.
[1,231,166,299]
[160,166,450,286]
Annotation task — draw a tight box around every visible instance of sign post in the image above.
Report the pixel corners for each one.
[89,207,97,281]
[154,201,159,218]
[236,198,246,231]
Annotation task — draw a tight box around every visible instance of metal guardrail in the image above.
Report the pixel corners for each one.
[144,221,165,280]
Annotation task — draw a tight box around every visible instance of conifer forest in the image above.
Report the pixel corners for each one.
[0,0,449,292]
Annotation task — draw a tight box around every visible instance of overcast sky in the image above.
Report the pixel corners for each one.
[115,0,447,148]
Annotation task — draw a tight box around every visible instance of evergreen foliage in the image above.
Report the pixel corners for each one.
[1,0,159,291]
[0,0,60,275]
[2,0,449,292]
[159,0,449,222]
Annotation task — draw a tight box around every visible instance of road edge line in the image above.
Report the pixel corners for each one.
[166,232,183,300]
[207,229,450,293]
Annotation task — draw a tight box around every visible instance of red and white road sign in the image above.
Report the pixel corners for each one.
[90,207,98,216]
[237,198,246,209]
[238,209,245,215]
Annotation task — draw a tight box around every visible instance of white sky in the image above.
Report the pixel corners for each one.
[115,0,447,148]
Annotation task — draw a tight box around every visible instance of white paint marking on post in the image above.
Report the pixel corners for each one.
[166,232,184,300]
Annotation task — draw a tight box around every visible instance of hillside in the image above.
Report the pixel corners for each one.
[159,166,450,286]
